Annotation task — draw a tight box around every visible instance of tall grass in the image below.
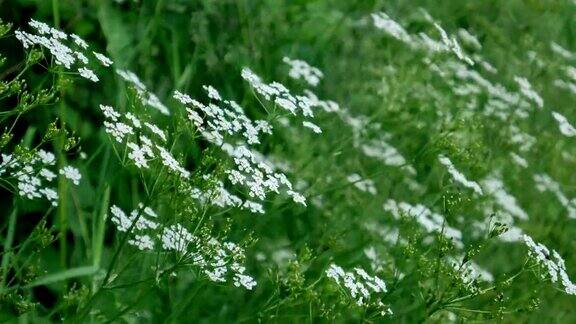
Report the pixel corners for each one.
[1,0,576,322]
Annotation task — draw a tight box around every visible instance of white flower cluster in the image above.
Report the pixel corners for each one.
[514,76,544,109]
[221,144,306,206]
[481,175,529,220]
[434,23,474,66]
[100,104,190,178]
[117,69,170,115]
[173,88,272,146]
[510,152,528,168]
[174,85,307,211]
[325,264,391,315]
[15,19,112,82]
[0,150,79,206]
[551,111,576,137]
[339,110,416,176]
[360,136,408,168]
[384,199,463,248]
[509,126,536,152]
[523,235,576,295]
[427,59,532,121]
[551,42,574,60]
[371,12,412,44]
[282,57,323,87]
[448,257,494,284]
[110,204,256,290]
[438,155,483,195]
[241,67,338,121]
[59,165,82,185]
[347,173,377,195]
[534,173,576,219]
[189,177,264,214]
[554,66,576,96]
[372,11,473,65]
[457,28,482,50]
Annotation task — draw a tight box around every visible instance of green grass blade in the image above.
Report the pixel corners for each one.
[25,266,98,288]
[1,205,17,288]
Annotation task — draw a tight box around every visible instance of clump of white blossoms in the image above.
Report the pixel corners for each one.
[534,173,576,219]
[438,155,483,195]
[282,57,324,87]
[371,12,412,44]
[384,199,463,248]
[99,104,190,178]
[325,264,392,316]
[110,204,256,290]
[433,22,474,66]
[481,174,529,220]
[339,110,416,175]
[551,42,574,60]
[551,111,576,137]
[510,152,528,168]
[15,19,112,82]
[346,173,377,195]
[116,69,170,115]
[372,11,474,65]
[447,256,494,285]
[360,135,411,170]
[59,165,82,185]
[514,76,544,109]
[523,235,576,295]
[241,67,339,121]
[0,149,79,206]
[457,28,482,50]
[174,81,307,211]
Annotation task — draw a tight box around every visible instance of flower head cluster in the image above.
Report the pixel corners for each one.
[514,76,544,109]
[221,144,306,206]
[361,136,408,167]
[325,264,391,315]
[534,173,576,219]
[282,57,323,87]
[447,257,494,285]
[433,23,474,66]
[188,177,264,214]
[174,85,307,211]
[241,67,338,120]
[551,111,576,137]
[100,104,189,178]
[59,165,82,185]
[384,199,463,248]
[371,12,412,44]
[481,174,529,220]
[347,173,377,195]
[523,235,576,295]
[110,204,256,290]
[438,155,483,195]
[117,69,170,115]
[0,149,78,206]
[372,12,473,65]
[15,19,112,82]
[173,88,272,146]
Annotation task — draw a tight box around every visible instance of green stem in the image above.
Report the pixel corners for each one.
[52,0,60,28]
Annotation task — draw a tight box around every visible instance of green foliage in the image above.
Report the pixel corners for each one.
[0,0,576,322]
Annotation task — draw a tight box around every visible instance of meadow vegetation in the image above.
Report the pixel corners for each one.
[1,0,576,322]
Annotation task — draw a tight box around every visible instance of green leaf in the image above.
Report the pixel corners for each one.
[25,266,98,288]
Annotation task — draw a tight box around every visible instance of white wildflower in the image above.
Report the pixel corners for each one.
[552,111,576,137]
[59,166,81,185]
[282,57,323,87]
[78,67,99,82]
[93,51,113,66]
[438,155,483,195]
[302,121,322,134]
